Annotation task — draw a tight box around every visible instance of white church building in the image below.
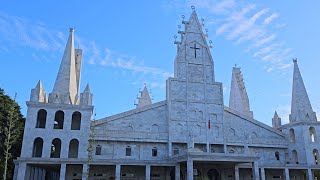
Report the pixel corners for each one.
[14,9,320,180]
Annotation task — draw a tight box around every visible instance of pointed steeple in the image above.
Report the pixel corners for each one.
[80,83,93,106]
[174,8,215,83]
[289,59,316,122]
[30,80,47,103]
[136,84,152,108]
[229,67,253,118]
[48,28,80,105]
[272,111,281,129]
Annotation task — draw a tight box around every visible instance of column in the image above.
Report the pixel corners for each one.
[234,166,239,180]
[307,168,313,180]
[284,168,290,180]
[82,164,88,180]
[260,168,265,180]
[13,161,19,180]
[146,164,151,180]
[34,167,39,180]
[187,159,193,180]
[206,142,210,153]
[169,141,172,156]
[252,162,260,180]
[60,163,66,180]
[29,167,35,179]
[41,169,46,180]
[175,164,181,180]
[115,164,121,180]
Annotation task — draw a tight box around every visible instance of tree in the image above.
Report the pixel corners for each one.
[0,88,24,180]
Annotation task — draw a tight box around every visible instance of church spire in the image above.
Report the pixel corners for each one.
[272,111,281,129]
[136,84,152,108]
[173,7,215,83]
[229,66,253,118]
[48,28,80,105]
[289,59,317,123]
[30,80,47,103]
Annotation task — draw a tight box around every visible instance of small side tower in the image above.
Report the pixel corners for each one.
[16,28,93,180]
[280,59,320,169]
[30,80,47,103]
[229,66,253,119]
[272,111,281,129]
[135,84,152,108]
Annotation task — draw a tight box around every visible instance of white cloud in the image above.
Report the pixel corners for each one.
[263,13,279,25]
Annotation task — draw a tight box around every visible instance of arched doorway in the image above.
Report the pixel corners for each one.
[207,169,220,180]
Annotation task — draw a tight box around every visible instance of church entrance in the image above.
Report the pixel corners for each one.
[207,169,220,180]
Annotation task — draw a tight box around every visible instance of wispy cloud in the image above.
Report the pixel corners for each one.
[263,13,279,25]
[166,0,294,72]
[0,11,65,52]
[0,11,172,89]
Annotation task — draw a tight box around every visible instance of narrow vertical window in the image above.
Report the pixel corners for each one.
[313,149,319,165]
[50,138,62,158]
[152,147,158,157]
[275,152,280,160]
[310,127,316,142]
[32,137,43,157]
[289,128,295,143]
[292,150,298,164]
[36,109,47,128]
[71,111,81,130]
[126,146,131,156]
[68,139,79,158]
[54,110,64,129]
[95,145,102,155]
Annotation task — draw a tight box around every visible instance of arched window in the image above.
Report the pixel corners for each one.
[173,148,179,155]
[68,139,79,158]
[313,149,319,165]
[289,128,295,143]
[275,152,280,160]
[32,137,43,157]
[152,147,158,157]
[292,150,298,164]
[54,110,64,129]
[152,124,159,132]
[50,138,61,158]
[95,145,102,155]
[309,127,316,142]
[126,146,131,156]
[71,111,81,130]
[36,109,47,128]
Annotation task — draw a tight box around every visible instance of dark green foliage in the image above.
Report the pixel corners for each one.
[0,88,25,180]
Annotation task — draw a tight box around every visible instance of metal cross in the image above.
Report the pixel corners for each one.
[190,43,200,58]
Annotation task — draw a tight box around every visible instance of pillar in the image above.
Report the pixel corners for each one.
[235,166,239,180]
[13,161,19,180]
[34,167,39,180]
[60,163,66,180]
[146,164,151,180]
[260,168,265,180]
[115,164,121,180]
[252,161,260,180]
[82,164,88,180]
[307,168,313,180]
[169,141,172,156]
[284,168,290,180]
[175,164,181,180]
[187,159,193,180]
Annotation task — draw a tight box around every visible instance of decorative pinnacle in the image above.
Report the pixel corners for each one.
[201,18,205,27]
[191,5,195,10]
[69,27,75,32]
[209,40,213,48]
[292,57,298,63]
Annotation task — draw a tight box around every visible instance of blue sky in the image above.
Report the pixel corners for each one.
[1,0,320,125]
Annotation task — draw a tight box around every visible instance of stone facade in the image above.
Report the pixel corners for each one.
[14,9,320,180]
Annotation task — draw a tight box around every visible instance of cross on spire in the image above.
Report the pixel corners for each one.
[190,43,200,58]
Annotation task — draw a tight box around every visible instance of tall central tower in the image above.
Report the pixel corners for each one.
[167,9,224,155]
